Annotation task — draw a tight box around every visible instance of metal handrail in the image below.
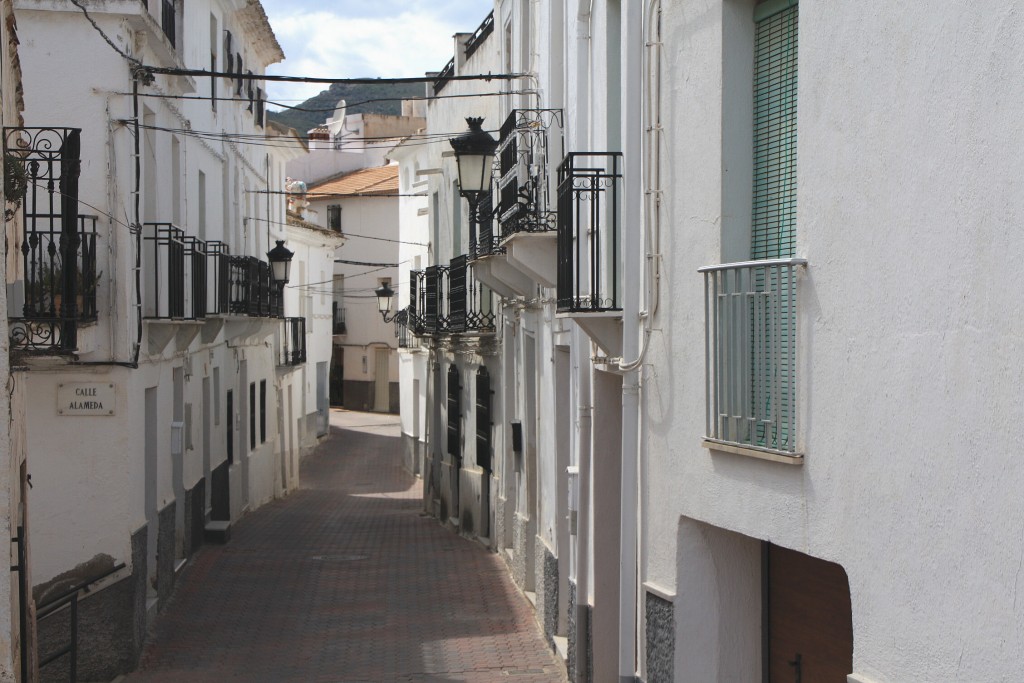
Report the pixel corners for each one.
[698,257,807,273]
[37,562,126,682]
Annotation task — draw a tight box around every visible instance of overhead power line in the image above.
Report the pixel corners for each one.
[143,66,530,85]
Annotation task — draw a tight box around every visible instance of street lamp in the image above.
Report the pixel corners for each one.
[266,240,294,291]
[449,117,498,252]
[375,281,401,323]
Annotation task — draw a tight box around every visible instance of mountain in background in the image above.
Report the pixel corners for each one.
[266,82,426,136]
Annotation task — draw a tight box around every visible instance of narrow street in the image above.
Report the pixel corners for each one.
[126,410,566,683]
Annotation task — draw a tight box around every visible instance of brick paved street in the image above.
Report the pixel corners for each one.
[125,409,566,683]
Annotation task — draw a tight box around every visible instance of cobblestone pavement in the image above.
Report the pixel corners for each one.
[126,409,566,683]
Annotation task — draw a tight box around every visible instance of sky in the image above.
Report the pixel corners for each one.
[261,0,494,106]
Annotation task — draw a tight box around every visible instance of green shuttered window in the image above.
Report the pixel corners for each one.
[752,3,798,260]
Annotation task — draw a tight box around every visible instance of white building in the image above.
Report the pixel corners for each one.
[7,1,330,678]
[304,164,401,413]
[402,1,1024,682]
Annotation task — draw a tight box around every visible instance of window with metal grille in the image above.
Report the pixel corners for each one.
[327,205,342,231]
[752,0,798,260]
[447,365,461,458]
[475,367,492,473]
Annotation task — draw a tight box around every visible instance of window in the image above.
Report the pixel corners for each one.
[236,54,244,96]
[198,171,207,240]
[327,205,342,231]
[452,180,462,256]
[249,382,256,450]
[259,380,267,444]
[213,367,221,425]
[702,0,802,456]
[247,70,254,111]
[226,389,233,464]
[210,15,218,110]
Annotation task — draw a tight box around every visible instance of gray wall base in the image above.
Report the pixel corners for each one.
[645,592,674,683]
[37,527,147,683]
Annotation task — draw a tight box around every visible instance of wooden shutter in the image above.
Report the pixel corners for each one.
[447,365,461,458]
[475,367,492,473]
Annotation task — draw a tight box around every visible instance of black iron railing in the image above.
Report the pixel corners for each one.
[500,111,560,235]
[474,189,499,259]
[143,223,186,319]
[395,308,418,349]
[332,302,346,334]
[5,126,88,353]
[556,152,623,313]
[447,255,495,334]
[464,11,494,59]
[205,241,231,314]
[278,316,306,366]
[184,236,207,319]
[227,255,282,318]
[37,562,125,683]
[161,0,176,48]
[433,58,455,95]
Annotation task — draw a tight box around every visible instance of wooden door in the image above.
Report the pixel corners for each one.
[767,544,853,683]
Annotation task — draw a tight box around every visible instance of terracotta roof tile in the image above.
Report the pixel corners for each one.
[307,165,399,197]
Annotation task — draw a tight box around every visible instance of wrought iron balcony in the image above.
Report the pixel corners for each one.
[394,308,419,349]
[556,152,623,313]
[278,316,306,366]
[5,126,93,353]
[332,301,346,335]
[142,224,192,321]
[227,255,283,318]
[205,241,231,315]
[700,258,807,456]
[409,257,494,337]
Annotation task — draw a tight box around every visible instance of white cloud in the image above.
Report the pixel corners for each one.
[266,10,464,105]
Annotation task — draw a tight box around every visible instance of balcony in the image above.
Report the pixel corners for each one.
[410,257,494,338]
[394,309,419,350]
[4,126,97,354]
[332,302,346,335]
[278,316,306,367]
[699,258,807,462]
[142,223,207,320]
[227,255,283,318]
[555,152,623,355]
[470,111,564,302]
[556,152,622,313]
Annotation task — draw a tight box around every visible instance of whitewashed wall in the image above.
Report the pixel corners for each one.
[642,1,1024,681]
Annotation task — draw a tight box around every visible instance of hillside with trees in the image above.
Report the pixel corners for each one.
[267,82,426,136]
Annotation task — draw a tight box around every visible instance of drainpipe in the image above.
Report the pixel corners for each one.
[574,324,592,683]
[617,0,644,679]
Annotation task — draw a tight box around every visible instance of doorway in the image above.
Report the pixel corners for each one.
[374,348,390,412]
[765,544,853,682]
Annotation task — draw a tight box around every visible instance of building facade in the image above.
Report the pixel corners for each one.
[8,0,328,678]
[401,2,1024,682]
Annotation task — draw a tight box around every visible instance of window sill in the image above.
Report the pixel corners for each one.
[702,438,803,465]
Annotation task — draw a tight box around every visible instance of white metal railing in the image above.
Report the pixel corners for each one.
[700,258,807,454]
